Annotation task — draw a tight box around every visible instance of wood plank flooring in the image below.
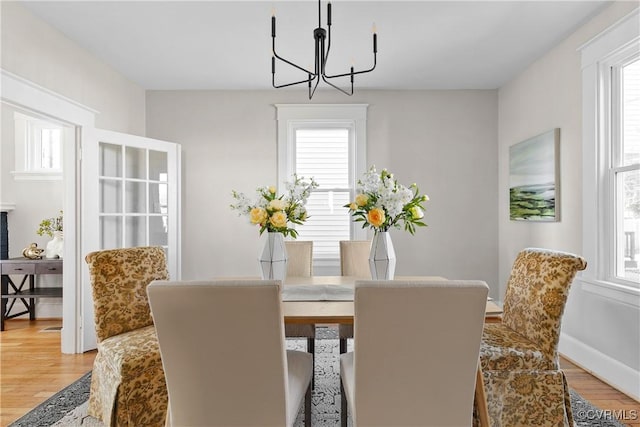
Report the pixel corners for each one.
[1,319,638,426]
[0,319,96,426]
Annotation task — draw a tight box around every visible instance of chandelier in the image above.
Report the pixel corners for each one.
[271,0,378,99]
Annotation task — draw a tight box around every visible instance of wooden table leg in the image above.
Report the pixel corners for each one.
[475,364,490,427]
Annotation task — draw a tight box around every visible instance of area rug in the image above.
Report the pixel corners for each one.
[10,328,627,427]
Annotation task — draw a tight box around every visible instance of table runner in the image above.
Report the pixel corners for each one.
[281,284,354,301]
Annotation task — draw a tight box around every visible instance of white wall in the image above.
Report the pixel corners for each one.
[1,2,147,318]
[498,1,640,398]
[146,90,500,292]
[0,2,146,134]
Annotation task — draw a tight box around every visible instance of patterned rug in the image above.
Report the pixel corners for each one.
[9,328,626,427]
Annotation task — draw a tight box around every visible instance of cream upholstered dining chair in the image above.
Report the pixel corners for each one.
[339,240,371,277]
[147,280,313,427]
[338,240,371,354]
[286,240,313,276]
[479,248,587,427]
[85,246,169,427]
[284,240,316,353]
[340,279,489,427]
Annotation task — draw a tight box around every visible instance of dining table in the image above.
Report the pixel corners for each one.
[278,275,503,325]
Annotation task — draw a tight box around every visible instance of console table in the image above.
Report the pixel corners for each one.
[1,258,63,331]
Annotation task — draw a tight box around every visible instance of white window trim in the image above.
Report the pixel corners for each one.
[580,8,640,307]
[12,111,67,181]
[275,104,368,272]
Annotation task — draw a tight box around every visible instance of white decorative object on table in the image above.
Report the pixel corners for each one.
[369,231,396,280]
[259,232,288,280]
[345,166,429,280]
[231,175,318,280]
[46,231,64,259]
[37,210,63,259]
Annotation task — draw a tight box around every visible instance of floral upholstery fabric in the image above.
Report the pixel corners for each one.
[481,323,554,371]
[479,248,586,427]
[88,326,167,427]
[85,246,169,427]
[481,370,573,427]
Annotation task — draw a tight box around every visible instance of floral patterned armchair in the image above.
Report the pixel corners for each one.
[85,246,169,427]
[479,248,587,427]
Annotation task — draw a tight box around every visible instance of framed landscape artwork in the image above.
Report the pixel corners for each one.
[509,129,560,221]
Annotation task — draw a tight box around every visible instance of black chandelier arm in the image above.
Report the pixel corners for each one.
[273,74,315,89]
[272,42,315,76]
[323,53,376,80]
[308,74,321,99]
[321,74,353,96]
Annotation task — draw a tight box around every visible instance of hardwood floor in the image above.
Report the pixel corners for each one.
[0,319,96,426]
[1,319,638,426]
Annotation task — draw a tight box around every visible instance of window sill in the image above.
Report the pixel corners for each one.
[11,171,62,181]
[580,277,640,308]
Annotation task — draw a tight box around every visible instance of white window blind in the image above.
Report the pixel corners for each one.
[294,128,351,259]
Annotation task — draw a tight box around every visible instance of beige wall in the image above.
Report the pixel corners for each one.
[498,1,639,391]
[146,89,500,290]
[0,2,146,134]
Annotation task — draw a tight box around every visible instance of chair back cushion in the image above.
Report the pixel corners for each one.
[85,246,168,342]
[340,240,371,277]
[353,280,489,426]
[147,280,289,426]
[285,241,313,277]
[502,248,587,360]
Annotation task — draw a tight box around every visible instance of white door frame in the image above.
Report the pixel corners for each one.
[1,70,97,353]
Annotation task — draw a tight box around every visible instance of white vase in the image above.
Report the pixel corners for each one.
[259,232,288,281]
[369,231,396,280]
[45,231,64,259]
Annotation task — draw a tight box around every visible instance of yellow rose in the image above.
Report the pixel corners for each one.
[349,202,357,210]
[268,199,287,211]
[268,186,276,194]
[249,207,268,225]
[410,206,424,219]
[367,208,385,228]
[270,211,288,228]
[355,194,369,207]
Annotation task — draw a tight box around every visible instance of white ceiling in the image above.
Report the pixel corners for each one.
[20,0,610,91]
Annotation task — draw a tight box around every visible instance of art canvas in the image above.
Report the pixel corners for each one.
[509,129,560,221]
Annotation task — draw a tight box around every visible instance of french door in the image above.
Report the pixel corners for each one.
[81,128,181,351]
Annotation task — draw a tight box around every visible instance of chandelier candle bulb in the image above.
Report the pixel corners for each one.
[328,2,332,25]
[351,66,354,83]
[271,15,276,37]
[374,32,377,53]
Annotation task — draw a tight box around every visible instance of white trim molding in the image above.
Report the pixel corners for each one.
[560,332,640,401]
[580,7,640,304]
[1,69,96,354]
[0,204,16,212]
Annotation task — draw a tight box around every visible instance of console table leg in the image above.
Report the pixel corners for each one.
[1,275,7,331]
[29,274,35,320]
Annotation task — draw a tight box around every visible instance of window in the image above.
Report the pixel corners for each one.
[581,8,640,304]
[614,58,640,282]
[13,112,66,180]
[276,104,367,274]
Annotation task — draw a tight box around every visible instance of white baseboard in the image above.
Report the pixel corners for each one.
[560,332,640,401]
[36,300,63,318]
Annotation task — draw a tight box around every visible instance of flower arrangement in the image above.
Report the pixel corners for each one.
[345,166,428,234]
[231,175,318,238]
[37,210,63,237]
